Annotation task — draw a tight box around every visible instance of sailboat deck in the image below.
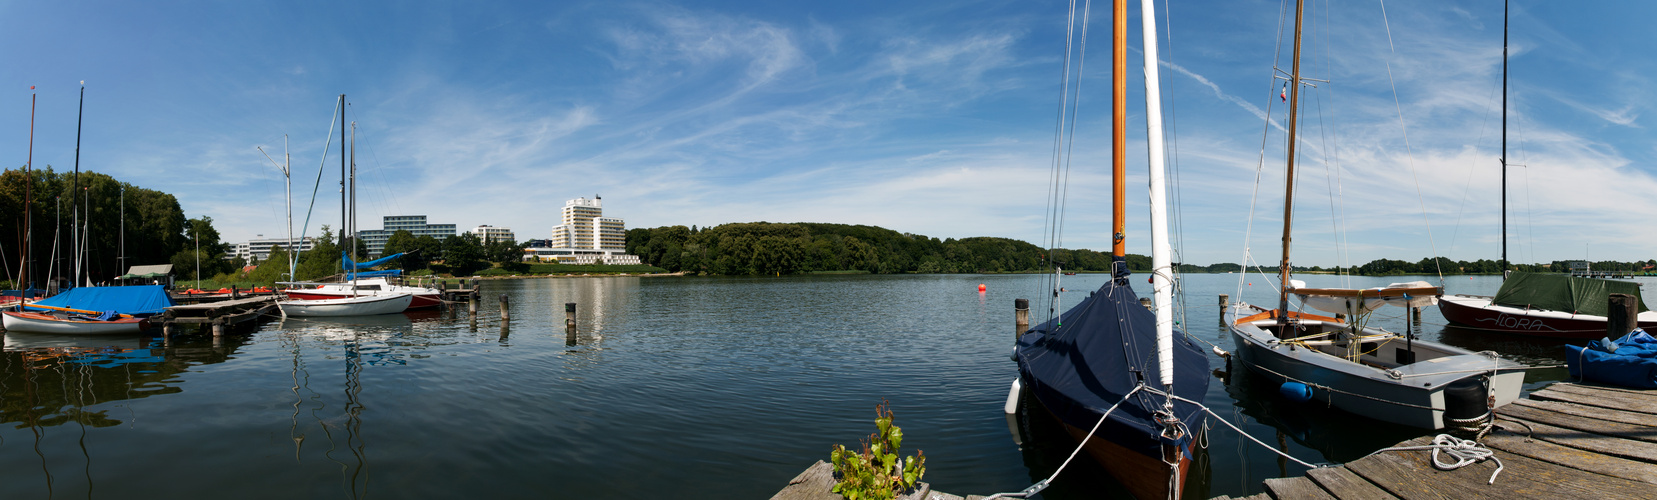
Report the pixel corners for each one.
[1215,382,1657,500]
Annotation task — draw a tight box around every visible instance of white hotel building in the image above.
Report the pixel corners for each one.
[528,196,643,265]
[234,237,317,263]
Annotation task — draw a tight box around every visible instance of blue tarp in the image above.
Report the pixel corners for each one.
[26,285,174,317]
[1565,329,1657,389]
[1014,271,1210,464]
[342,252,405,271]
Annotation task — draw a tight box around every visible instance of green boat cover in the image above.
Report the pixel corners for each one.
[1492,271,1649,316]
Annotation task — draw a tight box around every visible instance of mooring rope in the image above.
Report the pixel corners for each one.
[1368,434,1503,484]
[984,384,1143,499]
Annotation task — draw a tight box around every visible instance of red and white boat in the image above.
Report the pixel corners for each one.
[282,277,441,310]
[1439,272,1657,338]
[278,292,414,317]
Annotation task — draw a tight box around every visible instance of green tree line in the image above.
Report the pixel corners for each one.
[1,167,237,286]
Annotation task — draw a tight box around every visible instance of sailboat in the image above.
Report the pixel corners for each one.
[1225,0,1524,431]
[1009,1,1209,498]
[278,96,413,318]
[1437,1,1657,338]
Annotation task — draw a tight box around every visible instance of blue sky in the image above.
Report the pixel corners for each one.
[2,1,1654,267]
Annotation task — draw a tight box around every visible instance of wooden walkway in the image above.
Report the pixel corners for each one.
[1217,382,1657,500]
[770,460,983,500]
[156,295,280,337]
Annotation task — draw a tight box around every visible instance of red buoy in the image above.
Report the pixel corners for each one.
[978,284,987,293]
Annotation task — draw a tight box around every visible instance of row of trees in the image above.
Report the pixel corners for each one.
[237,228,529,282]
[1,167,240,286]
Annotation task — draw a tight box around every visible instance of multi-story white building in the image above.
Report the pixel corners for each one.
[359,215,458,257]
[473,225,516,245]
[533,196,644,265]
[234,237,316,263]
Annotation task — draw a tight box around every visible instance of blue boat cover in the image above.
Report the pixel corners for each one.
[26,285,174,316]
[342,252,405,271]
[1015,276,1210,463]
[1566,329,1657,389]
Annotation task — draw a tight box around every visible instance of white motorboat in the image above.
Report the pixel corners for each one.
[278,293,413,317]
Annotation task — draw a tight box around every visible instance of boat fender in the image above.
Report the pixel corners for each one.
[1212,346,1231,358]
[1279,382,1313,403]
[1443,377,1488,422]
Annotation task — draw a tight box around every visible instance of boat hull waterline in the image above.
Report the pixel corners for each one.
[278,293,414,317]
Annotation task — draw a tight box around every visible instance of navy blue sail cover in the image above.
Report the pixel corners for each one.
[1015,279,1210,460]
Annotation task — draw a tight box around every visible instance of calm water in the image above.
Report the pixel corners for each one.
[0,273,1604,498]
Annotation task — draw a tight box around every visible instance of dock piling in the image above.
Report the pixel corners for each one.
[500,294,510,321]
[1014,298,1029,337]
[1609,293,1638,337]
[1139,297,1153,310]
[1219,294,1229,309]
[565,302,577,330]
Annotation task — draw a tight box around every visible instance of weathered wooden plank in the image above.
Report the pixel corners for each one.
[1538,384,1657,416]
[1549,382,1657,401]
[1483,429,1657,484]
[770,461,837,500]
[1305,466,1398,500]
[1493,417,1657,463]
[166,296,277,311]
[1511,398,1657,427]
[1498,402,1657,444]
[1263,476,1335,500]
[1464,439,1653,499]
[1344,451,1474,500]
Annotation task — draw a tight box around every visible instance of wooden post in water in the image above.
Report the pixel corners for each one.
[565,302,577,330]
[231,285,240,300]
[1219,294,1229,309]
[500,294,510,321]
[212,319,224,337]
[1139,297,1153,310]
[468,289,478,315]
[1014,298,1029,337]
[1608,293,1638,338]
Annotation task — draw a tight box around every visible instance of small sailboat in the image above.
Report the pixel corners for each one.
[1436,4,1656,337]
[1226,0,1524,431]
[1010,1,1209,497]
[277,96,411,318]
[2,285,172,334]
[282,253,441,310]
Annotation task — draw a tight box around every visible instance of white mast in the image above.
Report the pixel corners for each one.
[1141,0,1174,389]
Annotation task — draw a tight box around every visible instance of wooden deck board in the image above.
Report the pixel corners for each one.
[1550,382,1657,400]
[1492,417,1657,463]
[1304,466,1397,500]
[1536,384,1657,415]
[1344,452,1475,500]
[1497,402,1657,444]
[1511,398,1657,427]
[166,296,276,312]
[1264,476,1335,500]
[1483,429,1657,484]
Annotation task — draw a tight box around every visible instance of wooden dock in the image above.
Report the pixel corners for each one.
[770,460,983,500]
[155,295,280,337]
[1218,382,1657,500]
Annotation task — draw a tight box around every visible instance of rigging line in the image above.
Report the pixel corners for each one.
[1317,0,1352,287]
[1376,0,1444,284]
[1057,0,1095,257]
[1161,0,1194,330]
[1040,0,1080,320]
[1511,88,1535,266]
[347,103,404,220]
[1238,0,1294,300]
[1312,87,1343,282]
[1444,74,1502,262]
[298,100,343,260]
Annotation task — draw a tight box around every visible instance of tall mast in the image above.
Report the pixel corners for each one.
[23,90,35,291]
[1500,0,1508,276]
[286,136,294,278]
[73,83,84,285]
[1140,0,1174,390]
[1111,0,1127,280]
[1277,0,1306,325]
[339,94,346,276]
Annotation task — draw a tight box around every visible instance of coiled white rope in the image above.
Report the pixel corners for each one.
[1371,434,1503,484]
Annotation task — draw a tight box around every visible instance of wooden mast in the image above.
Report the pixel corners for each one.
[1111,0,1127,278]
[1276,0,1306,326]
[22,91,35,291]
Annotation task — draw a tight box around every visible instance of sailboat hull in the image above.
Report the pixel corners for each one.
[278,293,414,317]
[1439,294,1657,338]
[2,310,150,335]
[1022,375,1197,499]
[1228,304,1524,429]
